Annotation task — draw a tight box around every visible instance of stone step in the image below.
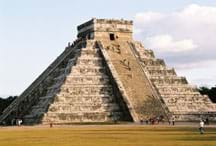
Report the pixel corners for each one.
[163,99,211,106]
[62,84,112,88]
[44,111,122,117]
[162,95,208,101]
[145,66,169,71]
[58,86,113,96]
[80,49,100,57]
[42,112,114,123]
[63,85,113,90]
[48,103,120,113]
[53,74,67,81]
[164,99,208,105]
[157,86,197,93]
[77,54,101,59]
[72,65,105,69]
[151,77,188,85]
[31,99,51,108]
[70,66,107,75]
[146,68,176,76]
[47,81,64,90]
[64,75,110,84]
[30,95,118,111]
[56,96,117,104]
[162,94,205,98]
[167,106,201,112]
[141,58,165,66]
[46,88,60,96]
[26,101,121,118]
[76,58,103,66]
[161,92,201,96]
[56,97,116,104]
[81,46,99,51]
[53,94,116,100]
[24,111,122,124]
[160,92,200,96]
[39,95,54,100]
[49,101,119,106]
[150,76,186,80]
[23,111,45,119]
[134,46,155,59]
[170,103,216,111]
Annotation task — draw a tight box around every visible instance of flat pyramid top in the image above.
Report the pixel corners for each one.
[77,18,133,39]
[77,18,133,29]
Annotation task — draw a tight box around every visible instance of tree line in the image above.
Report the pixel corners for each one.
[0,96,17,115]
[198,86,216,103]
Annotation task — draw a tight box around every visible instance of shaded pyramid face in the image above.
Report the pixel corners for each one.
[131,42,216,120]
[1,18,216,125]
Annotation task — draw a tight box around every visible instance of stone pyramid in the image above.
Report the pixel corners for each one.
[1,18,216,125]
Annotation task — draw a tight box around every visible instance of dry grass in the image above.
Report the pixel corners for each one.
[0,125,216,146]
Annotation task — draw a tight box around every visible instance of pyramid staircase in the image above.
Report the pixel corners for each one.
[97,40,168,121]
[0,39,133,125]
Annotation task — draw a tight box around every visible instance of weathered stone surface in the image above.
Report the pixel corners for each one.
[0,18,215,125]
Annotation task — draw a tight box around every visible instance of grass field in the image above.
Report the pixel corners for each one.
[0,125,216,146]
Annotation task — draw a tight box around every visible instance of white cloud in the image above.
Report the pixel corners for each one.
[135,12,165,25]
[174,59,216,70]
[134,4,216,55]
[144,34,197,53]
[178,4,216,24]
[175,59,216,87]
[134,4,216,86]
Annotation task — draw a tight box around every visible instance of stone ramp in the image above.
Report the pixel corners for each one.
[98,40,168,121]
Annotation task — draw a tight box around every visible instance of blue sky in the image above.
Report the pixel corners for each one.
[1,0,216,97]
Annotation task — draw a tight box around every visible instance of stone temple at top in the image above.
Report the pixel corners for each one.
[1,18,216,125]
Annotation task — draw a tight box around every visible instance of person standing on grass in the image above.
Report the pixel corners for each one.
[171,116,175,126]
[205,117,209,125]
[199,120,205,134]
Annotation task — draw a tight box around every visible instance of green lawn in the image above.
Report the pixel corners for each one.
[0,125,216,146]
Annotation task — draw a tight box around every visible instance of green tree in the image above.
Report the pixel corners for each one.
[0,96,17,115]
[198,86,216,103]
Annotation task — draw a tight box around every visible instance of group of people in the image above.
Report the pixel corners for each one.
[67,37,84,49]
[168,115,176,126]
[140,115,209,135]
[140,115,165,125]
[140,115,177,126]
[11,118,22,126]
